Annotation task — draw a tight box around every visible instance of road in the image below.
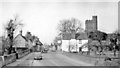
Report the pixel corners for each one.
[6,51,95,66]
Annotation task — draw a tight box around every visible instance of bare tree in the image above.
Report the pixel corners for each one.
[57,18,84,34]
[4,15,24,54]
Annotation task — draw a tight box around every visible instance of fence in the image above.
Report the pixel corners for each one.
[0,53,16,67]
[3,53,16,66]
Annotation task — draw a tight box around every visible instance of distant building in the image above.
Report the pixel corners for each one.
[85,16,98,32]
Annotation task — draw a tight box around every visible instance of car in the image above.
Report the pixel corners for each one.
[34,52,43,60]
[34,56,42,60]
[41,48,48,53]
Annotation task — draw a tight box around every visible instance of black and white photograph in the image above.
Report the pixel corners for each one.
[0,0,119,67]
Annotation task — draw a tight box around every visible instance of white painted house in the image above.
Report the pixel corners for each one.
[61,32,89,52]
[61,39,88,52]
[61,40,70,52]
[69,39,77,52]
[79,40,88,52]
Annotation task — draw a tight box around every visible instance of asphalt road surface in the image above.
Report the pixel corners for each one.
[7,51,94,66]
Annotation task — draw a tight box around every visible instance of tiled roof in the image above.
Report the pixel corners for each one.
[22,35,28,41]
[62,32,75,40]
[14,34,28,42]
[75,32,88,40]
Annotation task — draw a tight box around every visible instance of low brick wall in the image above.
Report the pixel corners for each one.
[18,50,30,59]
[0,50,30,67]
[3,53,16,66]
[0,53,16,67]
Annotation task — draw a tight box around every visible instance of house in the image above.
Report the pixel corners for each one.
[27,39,33,49]
[31,36,43,52]
[34,40,42,52]
[61,32,76,52]
[61,32,88,52]
[13,31,28,52]
[75,32,89,52]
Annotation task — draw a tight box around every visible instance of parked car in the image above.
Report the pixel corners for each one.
[34,56,42,60]
[34,52,43,60]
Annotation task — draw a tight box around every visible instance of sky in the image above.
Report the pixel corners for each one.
[0,0,119,44]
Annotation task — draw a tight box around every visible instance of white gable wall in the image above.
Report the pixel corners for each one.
[61,40,70,52]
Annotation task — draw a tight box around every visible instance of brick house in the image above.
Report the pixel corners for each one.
[13,31,29,52]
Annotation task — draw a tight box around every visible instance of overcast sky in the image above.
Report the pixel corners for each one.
[0,0,118,44]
